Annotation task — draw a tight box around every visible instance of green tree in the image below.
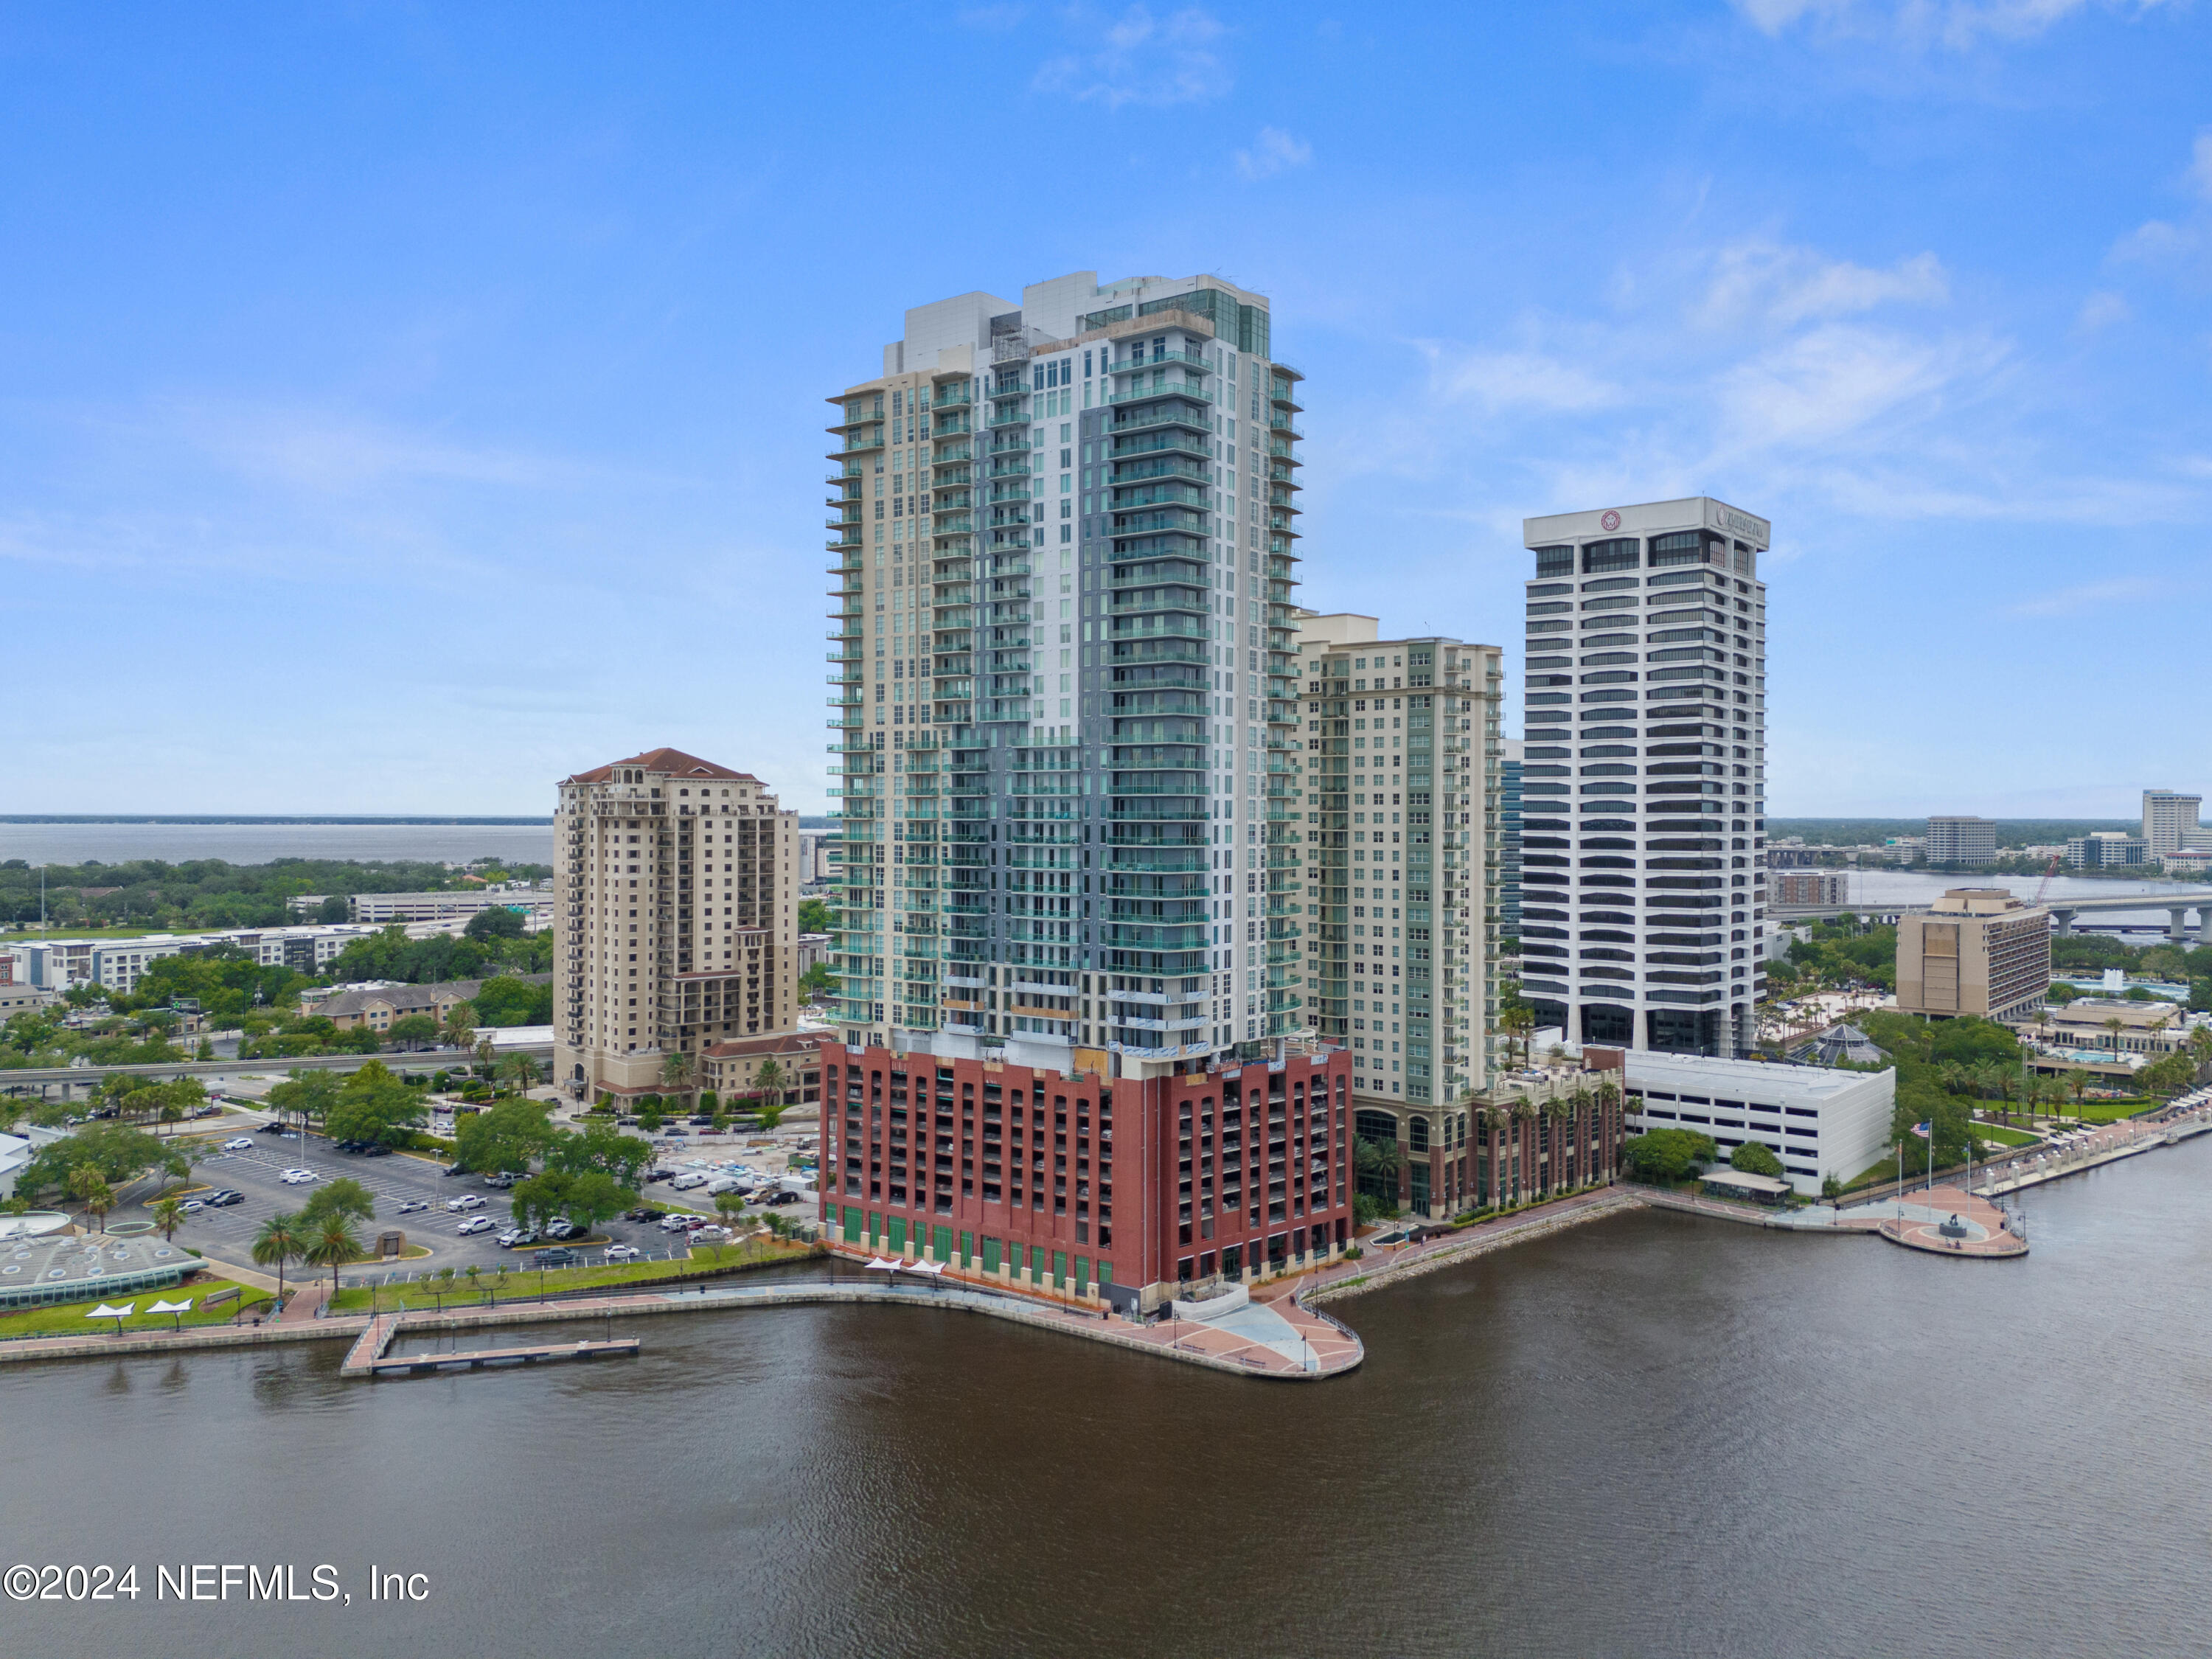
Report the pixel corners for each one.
[1730,1140,1785,1178]
[267,1068,343,1135]
[509,1170,573,1231]
[68,1166,116,1232]
[661,1050,698,1100]
[301,1176,377,1225]
[1622,1128,1719,1183]
[560,1170,633,1234]
[473,977,552,1027]
[253,1211,307,1301]
[1498,1004,1535,1069]
[322,1062,429,1149]
[797,897,835,936]
[453,1096,556,1175]
[464,905,526,942]
[18,1123,188,1203]
[386,1014,440,1051]
[546,1122,653,1186]
[714,1190,746,1228]
[304,1215,364,1298]
[441,1001,480,1051]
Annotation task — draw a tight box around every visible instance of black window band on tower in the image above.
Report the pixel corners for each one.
[1582,538,1640,574]
[1533,544,1573,578]
[1648,530,1705,568]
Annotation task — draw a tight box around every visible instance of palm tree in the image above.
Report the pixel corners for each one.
[304,1216,364,1303]
[442,1001,479,1054]
[660,1049,697,1105]
[69,1169,116,1234]
[150,1196,185,1242]
[1499,1005,1534,1069]
[252,1211,306,1303]
[753,1058,784,1106]
[2103,1015,2126,1058]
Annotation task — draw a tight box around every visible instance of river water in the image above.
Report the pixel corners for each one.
[4,1140,2209,1659]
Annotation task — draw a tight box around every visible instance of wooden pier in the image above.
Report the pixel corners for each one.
[366,1336,639,1376]
[340,1312,639,1378]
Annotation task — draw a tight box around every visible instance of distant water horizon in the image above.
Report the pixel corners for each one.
[0,815,834,866]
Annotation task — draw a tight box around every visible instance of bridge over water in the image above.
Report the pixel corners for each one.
[1770,889,2212,944]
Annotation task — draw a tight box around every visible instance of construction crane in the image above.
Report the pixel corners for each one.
[2032,853,2062,907]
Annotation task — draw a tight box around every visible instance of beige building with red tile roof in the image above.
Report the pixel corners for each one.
[553,748,800,1102]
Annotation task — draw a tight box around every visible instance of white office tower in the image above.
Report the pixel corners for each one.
[824,271,1304,1070]
[1518,499,1770,1055]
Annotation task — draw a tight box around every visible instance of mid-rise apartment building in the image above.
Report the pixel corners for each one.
[553,748,798,1102]
[821,1042,1353,1307]
[1291,611,1501,1145]
[824,270,1302,1077]
[1924,815,1997,866]
[1894,887,2050,1022]
[1773,870,1848,907]
[1520,498,1770,1056]
[2067,832,2148,869]
[2141,790,2203,858]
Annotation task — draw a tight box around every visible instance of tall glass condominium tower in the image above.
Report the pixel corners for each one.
[824,271,1305,1072]
[1518,498,1770,1056]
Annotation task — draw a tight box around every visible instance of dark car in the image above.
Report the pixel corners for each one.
[363,1143,392,1157]
[205,1190,246,1207]
[535,1247,578,1269]
[442,1164,468,1178]
[257,1121,288,1134]
[688,1115,714,1126]
[765,1190,802,1206]
[661,1127,689,1138]
[624,1207,667,1222]
[643,1169,672,1184]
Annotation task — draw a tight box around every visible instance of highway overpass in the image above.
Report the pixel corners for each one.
[1771,889,2212,943]
[0,1039,554,1101]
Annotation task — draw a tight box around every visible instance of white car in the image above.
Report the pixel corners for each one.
[603,1244,643,1262]
[280,1169,318,1184]
[456,1216,495,1235]
[222,1137,254,1152]
[704,1175,745,1195]
[669,1172,709,1191]
[446,1194,487,1212]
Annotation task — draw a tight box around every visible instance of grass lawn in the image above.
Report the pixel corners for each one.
[324,1238,814,1312]
[0,1277,275,1341]
[2070,1098,2157,1123]
[1974,1123,2041,1148]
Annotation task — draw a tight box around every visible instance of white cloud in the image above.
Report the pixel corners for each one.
[1033,5,1229,108]
[2008,576,2164,616]
[1427,345,1624,415]
[1731,0,2179,48]
[1698,240,1950,328]
[1234,126,1311,181]
[2076,290,2132,331]
[1712,323,1983,452]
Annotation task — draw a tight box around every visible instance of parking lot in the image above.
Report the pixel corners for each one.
[156,1128,798,1279]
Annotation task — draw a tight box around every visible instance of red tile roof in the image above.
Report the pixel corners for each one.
[562,747,764,786]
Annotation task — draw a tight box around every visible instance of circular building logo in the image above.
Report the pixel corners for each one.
[1600,509,1621,532]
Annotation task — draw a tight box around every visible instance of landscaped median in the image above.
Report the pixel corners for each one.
[325,1237,818,1314]
[0,1278,276,1342]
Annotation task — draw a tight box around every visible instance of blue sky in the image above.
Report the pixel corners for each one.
[3,1,2207,819]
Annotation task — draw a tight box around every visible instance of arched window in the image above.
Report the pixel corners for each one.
[1408,1116,1430,1152]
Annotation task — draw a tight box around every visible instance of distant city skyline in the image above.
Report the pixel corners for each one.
[5,6,2208,818]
